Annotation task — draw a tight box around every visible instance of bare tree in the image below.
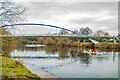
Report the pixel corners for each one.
[93,30,109,37]
[104,32,109,37]
[0,0,26,27]
[79,27,93,36]
[59,30,69,35]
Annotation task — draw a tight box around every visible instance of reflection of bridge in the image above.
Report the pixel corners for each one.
[2,23,99,44]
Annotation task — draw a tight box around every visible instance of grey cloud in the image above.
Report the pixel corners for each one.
[24,2,118,35]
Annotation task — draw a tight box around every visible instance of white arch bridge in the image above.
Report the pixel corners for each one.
[2,23,99,44]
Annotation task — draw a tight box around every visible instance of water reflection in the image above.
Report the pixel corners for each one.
[10,45,118,78]
[11,45,118,64]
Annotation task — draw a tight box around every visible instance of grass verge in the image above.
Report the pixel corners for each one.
[0,56,40,79]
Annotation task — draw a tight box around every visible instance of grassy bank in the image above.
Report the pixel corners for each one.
[1,56,40,79]
[94,42,120,49]
[28,42,120,49]
[18,37,120,49]
[26,37,94,48]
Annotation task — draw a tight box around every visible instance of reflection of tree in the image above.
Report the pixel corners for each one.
[15,45,117,64]
[57,47,69,58]
[43,46,92,64]
[95,56,109,62]
[113,53,116,62]
[95,52,115,62]
[44,46,58,54]
[70,51,92,64]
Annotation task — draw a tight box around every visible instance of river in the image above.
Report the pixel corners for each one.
[9,44,119,78]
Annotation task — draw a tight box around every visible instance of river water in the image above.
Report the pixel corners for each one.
[10,44,119,78]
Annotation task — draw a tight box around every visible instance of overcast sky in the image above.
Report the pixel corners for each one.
[10,0,118,36]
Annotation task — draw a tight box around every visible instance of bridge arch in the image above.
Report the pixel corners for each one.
[3,23,85,37]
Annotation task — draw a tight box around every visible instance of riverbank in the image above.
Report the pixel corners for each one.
[28,42,94,48]
[27,42,120,49]
[18,37,120,49]
[1,56,40,79]
[94,43,120,49]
